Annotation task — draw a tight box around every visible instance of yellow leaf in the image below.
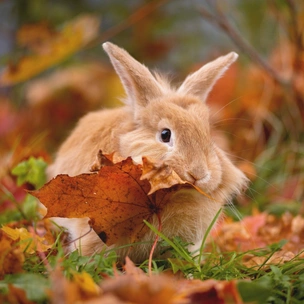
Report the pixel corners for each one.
[0,15,100,85]
[1,226,21,241]
[72,271,100,296]
[1,226,52,254]
[0,230,24,276]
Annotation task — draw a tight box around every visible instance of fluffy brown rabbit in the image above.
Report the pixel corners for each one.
[47,42,248,262]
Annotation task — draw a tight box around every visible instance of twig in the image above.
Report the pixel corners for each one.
[199,3,288,86]
[284,0,304,71]
[200,1,303,140]
[64,222,93,249]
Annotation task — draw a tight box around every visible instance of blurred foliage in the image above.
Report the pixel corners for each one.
[0,0,303,215]
[0,2,304,302]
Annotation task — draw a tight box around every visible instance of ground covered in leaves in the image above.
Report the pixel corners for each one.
[0,2,304,303]
[0,156,303,303]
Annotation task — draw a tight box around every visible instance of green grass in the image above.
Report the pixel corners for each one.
[144,220,304,303]
[1,157,304,303]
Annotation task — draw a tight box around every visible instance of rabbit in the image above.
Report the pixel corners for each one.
[47,42,248,263]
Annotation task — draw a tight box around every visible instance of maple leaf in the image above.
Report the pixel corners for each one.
[141,157,186,195]
[31,156,194,246]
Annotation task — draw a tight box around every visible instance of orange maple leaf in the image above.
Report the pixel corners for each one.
[31,156,195,246]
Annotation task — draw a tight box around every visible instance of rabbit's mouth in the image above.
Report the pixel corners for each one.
[192,172,211,185]
[195,179,219,194]
[182,171,219,194]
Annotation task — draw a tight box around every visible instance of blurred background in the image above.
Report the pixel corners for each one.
[0,0,303,216]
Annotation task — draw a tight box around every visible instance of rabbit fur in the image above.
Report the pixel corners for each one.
[47,42,248,262]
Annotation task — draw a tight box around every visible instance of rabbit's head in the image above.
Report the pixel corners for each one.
[103,42,247,202]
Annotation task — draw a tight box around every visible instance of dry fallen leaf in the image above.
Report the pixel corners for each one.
[50,267,100,304]
[141,156,212,198]
[210,212,304,267]
[1,225,52,254]
[0,229,25,278]
[90,258,243,304]
[0,15,100,85]
[16,22,57,54]
[141,157,186,195]
[0,284,35,304]
[176,278,243,304]
[72,271,101,297]
[100,257,177,304]
[31,155,193,246]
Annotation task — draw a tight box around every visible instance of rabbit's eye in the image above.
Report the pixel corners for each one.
[161,128,171,143]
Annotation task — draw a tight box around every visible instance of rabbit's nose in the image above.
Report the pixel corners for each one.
[187,170,210,184]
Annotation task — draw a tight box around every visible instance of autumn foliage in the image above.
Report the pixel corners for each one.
[0,2,304,303]
[32,154,192,246]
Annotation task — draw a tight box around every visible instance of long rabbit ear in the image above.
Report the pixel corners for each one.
[178,52,238,101]
[103,42,162,107]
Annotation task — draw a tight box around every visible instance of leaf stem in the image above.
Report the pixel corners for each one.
[148,213,162,276]
[144,220,197,268]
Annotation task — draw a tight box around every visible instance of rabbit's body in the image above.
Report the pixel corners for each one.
[48,108,127,177]
[47,42,248,262]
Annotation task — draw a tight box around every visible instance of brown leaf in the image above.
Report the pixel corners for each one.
[123,256,145,276]
[210,213,268,252]
[141,157,186,195]
[31,156,191,246]
[90,151,115,172]
[242,251,295,269]
[0,229,25,278]
[17,22,57,54]
[176,279,243,304]
[209,212,304,267]
[101,258,176,304]
[50,266,100,304]
[0,284,35,304]
[97,259,243,304]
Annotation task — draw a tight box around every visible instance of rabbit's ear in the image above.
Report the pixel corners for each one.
[103,42,162,107]
[178,52,238,101]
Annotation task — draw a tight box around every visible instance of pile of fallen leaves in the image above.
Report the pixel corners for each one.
[0,10,303,303]
[0,155,303,303]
